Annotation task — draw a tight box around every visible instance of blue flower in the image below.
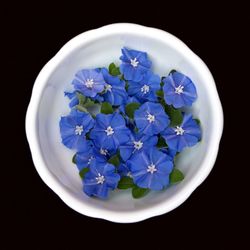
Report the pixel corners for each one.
[120,47,152,82]
[64,91,79,108]
[83,159,120,199]
[128,71,161,102]
[72,69,105,97]
[90,113,131,151]
[59,110,94,150]
[76,142,107,171]
[163,71,197,108]
[161,113,201,152]
[120,131,158,161]
[134,102,170,136]
[101,68,127,106]
[127,147,173,190]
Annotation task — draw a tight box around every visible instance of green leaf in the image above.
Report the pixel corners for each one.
[76,105,88,113]
[72,154,77,164]
[76,92,86,106]
[109,63,121,76]
[164,104,183,127]
[169,69,177,75]
[125,102,140,119]
[76,92,95,108]
[125,81,129,91]
[101,102,113,114]
[194,118,201,125]
[108,154,120,167]
[111,67,121,76]
[132,186,150,199]
[156,90,164,98]
[117,176,134,189]
[157,136,168,148]
[85,132,91,140]
[83,98,95,108]
[109,63,116,73]
[134,127,139,133]
[170,168,184,184]
[79,168,89,179]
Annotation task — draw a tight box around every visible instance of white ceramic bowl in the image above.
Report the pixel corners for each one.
[25,23,223,223]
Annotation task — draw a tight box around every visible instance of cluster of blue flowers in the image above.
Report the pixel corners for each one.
[60,47,201,199]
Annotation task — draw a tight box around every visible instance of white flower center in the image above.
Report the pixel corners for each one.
[75,125,83,135]
[174,126,185,135]
[141,85,150,94]
[100,148,108,155]
[147,113,155,123]
[133,140,143,150]
[85,78,94,88]
[96,173,105,184]
[130,58,139,67]
[175,85,184,94]
[147,163,157,174]
[104,84,112,92]
[105,126,114,136]
[87,156,94,165]
[127,172,132,178]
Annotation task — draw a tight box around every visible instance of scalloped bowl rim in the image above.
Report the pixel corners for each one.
[25,23,223,223]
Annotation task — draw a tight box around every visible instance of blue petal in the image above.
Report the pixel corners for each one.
[157,160,174,175]
[111,113,125,127]
[172,72,187,86]
[120,146,134,161]
[83,182,109,199]
[105,173,120,189]
[64,91,76,100]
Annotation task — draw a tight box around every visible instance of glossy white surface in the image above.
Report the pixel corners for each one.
[25,23,223,223]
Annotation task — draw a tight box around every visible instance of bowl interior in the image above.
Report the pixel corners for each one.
[37,30,214,214]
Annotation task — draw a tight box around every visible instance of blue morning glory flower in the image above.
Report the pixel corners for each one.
[90,113,131,151]
[163,71,197,108]
[83,159,120,199]
[72,69,105,97]
[161,113,201,152]
[59,110,94,150]
[119,131,158,161]
[64,91,79,108]
[75,142,107,171]
[128,71,161,102]
[101,68,127,106]
[134,102,170,136]
[127,147,174,190]
[120,47,152,82]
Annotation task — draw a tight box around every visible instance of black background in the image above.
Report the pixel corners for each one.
[4,2,247,248]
